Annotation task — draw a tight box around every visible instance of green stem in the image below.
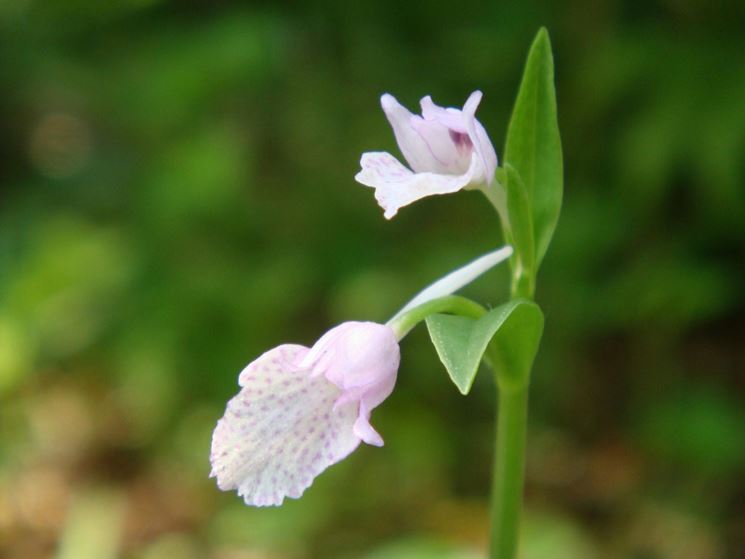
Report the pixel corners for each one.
[490,383,529,559]
[482,172,535,557]
[510,271,535,300]
[386,295,486,340]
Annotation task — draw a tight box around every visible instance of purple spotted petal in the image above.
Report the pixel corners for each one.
[211,323,400,506]
[211,344,360,507]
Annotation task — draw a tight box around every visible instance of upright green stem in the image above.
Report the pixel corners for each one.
[490,383,529,559]
[484,176,533,557]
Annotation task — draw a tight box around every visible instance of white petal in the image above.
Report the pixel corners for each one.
[461,90,483,117]
[419,91,496,184]
[238,343,303,386]
[410,115,472,174]
[355,151,481,219]
[380,93,446,174]
[389,245,514,324]
[211,344,360,506]
[461,91,497,184]
[353,399,384,446]
[297,322,355,375]
[419,95,467,132]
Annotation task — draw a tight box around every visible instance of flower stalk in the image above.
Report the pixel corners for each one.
[490,383,529,559]
[387,295,486,340]
[485,175,536,558]
[484,246,535,557]
[487,292,533,559]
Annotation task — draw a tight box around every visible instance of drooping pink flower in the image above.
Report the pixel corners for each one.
[210,246,513,506]
[210,321,399,507]
[355,91,498,219]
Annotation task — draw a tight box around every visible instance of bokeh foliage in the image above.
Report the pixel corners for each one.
[1,1,744,557]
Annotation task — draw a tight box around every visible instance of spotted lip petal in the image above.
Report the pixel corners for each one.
[357,91,497,217]
[210,323,400,506]
[211,344,361,507]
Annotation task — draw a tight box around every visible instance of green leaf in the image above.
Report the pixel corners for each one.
[425,300,544,394]
[497,164,536,298]
[504,27,563,268]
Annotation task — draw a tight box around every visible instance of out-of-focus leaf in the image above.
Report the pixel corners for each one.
[55,488,124,559]
[0,316,35,394]
[636,383,745,477]
[521,508,599,559]
[367,537,481,559]
[142,124,248,228]
[108,14,283,133]
[4,217,133,357]
[599,249,737,330]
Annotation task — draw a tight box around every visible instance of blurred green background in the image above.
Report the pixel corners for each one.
[1,1,744,558]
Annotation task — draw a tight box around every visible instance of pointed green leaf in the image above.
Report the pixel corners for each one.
[504,27,563,267]
[425,299,544,394]
[424,314,478,394]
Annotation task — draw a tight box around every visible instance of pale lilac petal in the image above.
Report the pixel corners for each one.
[355,151,482,219]
[238,343,305,386]
[380,93,444,173]
[419,91,496,184]
[410,116,472,174]
[333,386,365,410]
[298,323,355,376]
[462,90,483,118]
[470,121,498,184]
[333,347,397,440]
[419,95,466,132]
[350,354,398,447]
[304,322,399,447]
[461,91,497,184]
[211,344,360,506]
[324,322,399,390]
[353,399,384,446]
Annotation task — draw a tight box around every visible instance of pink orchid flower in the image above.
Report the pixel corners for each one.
[210,246,512,506]
[210,322,399,507]
[355,91,498,219]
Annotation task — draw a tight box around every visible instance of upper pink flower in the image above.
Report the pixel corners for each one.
[210,321,399,507]
[355,91,498,219]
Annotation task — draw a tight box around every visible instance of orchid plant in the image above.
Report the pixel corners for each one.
[211,28,562,559]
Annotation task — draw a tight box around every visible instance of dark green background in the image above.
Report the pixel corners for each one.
[1,1,744,557]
